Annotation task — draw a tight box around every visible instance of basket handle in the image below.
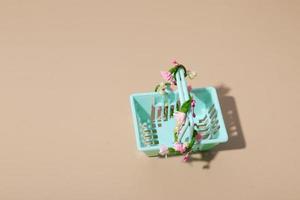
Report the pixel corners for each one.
[175,68,194,142]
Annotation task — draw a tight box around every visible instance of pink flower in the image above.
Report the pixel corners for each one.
[170,84,176,91]
[196,133,203,142]
[159,145,169,156]
[171,59,178,65]
[174,142,186,154]
[160,71,173,82]
[188,85,192,92]
[174,111,186,125]
[183,154,190,162]
[191,99,196,107]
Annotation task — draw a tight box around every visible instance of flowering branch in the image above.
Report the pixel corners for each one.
[156,60,201,162]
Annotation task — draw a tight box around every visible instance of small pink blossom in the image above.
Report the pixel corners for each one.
[170,84,176,91]
[174,111,186,125]
[159,145,169,156]
[196,133,203,142]
[183,154,190,162]
[191,99,196,117]
[191,99,196,107]
[188,85,192,92]
[174,142,186,154]
[160,71,173,82]
[171,59,178,65]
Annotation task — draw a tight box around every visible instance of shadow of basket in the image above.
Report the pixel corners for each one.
[190,84,246,168]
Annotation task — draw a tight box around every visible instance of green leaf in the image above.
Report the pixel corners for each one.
[188,137,195,149]
[187,130,197,150]
[168,147,181,155]
[193,129,197,137]
[178,65,187,77]
[172,67,179,76]
[185,130,197,151]
[168,66,178,74]
[174,131,178,142]
[154,84,160,92]
[180,99,191,113]
[171,65,187,81]
[168,147,176,153]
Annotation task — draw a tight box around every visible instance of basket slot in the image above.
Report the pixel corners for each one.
[193,104,221,140]
[151,95,179,129]
[164,104,168,121]
[150,105,156,127]
[139,119,159,147]
[167,101,173,119]
[161,103,165,122]
[169,104,174,118]
[156,106,162,121]
[167,94,178,119]
[154,106,161,128]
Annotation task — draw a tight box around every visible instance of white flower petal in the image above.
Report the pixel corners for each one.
[187,71,197,79]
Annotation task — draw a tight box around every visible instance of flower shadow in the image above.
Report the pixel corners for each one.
[189,84,246,168]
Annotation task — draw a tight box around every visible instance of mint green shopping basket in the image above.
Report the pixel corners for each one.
[130,68,228,156]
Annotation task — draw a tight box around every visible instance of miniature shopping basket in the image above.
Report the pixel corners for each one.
[130,64,228,157]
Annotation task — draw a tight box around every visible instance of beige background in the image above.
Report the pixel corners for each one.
[0,0,300,199]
